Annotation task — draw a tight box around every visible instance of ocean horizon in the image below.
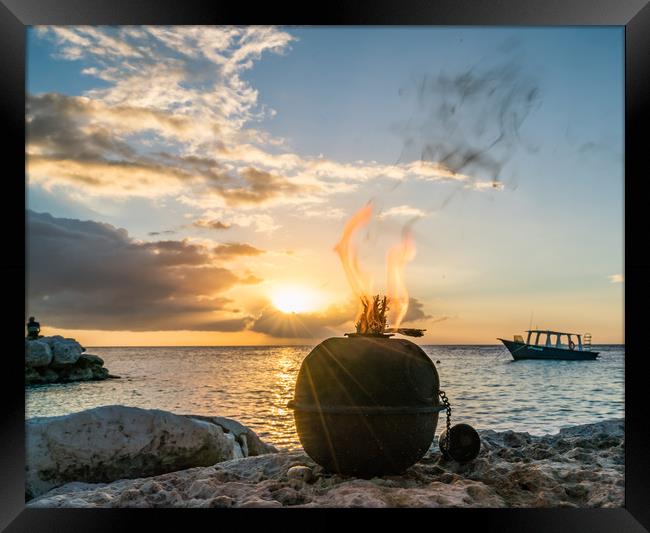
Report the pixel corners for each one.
[26,344,625,451]
[81,343,626,348]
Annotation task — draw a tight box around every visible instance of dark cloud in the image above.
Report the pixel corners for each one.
[247,296,444,339]
[155,151,231,184]
[213,243,265,257]
[249,304,352,339]
[138,240,212,266]
[26,93,229,189]
[400,297,454,327]
[27,93,316,205]
[401,297,433,324]
[27,210,261,331]
[219,167,312,206]
[26,93,223,191]
[148,230,176,236]
[192,219,231,230]
[27,93,138,162]
[248,297,445,339]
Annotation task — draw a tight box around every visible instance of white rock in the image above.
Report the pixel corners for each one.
[26,405,244,498]
[42,335,83,366]
[183,414,277,456]
[25,340,52,367]
[40,335,65,347]
[287,465,314,484]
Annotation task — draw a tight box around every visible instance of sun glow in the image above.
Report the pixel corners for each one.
[270,285,322,314]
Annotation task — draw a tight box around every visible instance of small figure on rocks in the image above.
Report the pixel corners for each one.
[26,316,41,340]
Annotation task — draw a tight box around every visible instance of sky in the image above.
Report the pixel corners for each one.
[26,26,624,346]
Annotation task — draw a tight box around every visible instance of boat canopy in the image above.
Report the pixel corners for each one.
[525,329,580,336]
[524,330,589,351]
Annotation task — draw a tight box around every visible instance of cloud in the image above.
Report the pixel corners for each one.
[26,93,231,197]
[46,26,144,60]
[295,207,346,219]
[27,26,498,213]
[213,242,265,257]
[379,205,430,219]
[609,274,624,283]
[26,210,262,331]
[148,230,176,236]
[183,207,282,233]
[248,297,439,339]
[401,297,433,323]
[218,167,317,207]
[26,92,320,204]
[27,92,204,143]
[249,304,352,339]
[466,180,505,191]
[192,219,231,230]
[25,209,447,337]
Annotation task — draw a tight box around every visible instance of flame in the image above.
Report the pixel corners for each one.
[333,203,374,304]
[335,203,417,334]
[386,227,416,329]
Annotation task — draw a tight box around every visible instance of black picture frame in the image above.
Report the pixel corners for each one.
[2,1,648,530]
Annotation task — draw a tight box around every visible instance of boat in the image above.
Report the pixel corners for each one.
[498,330,599,361]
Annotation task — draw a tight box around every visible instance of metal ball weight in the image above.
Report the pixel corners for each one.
[439,423,481,463]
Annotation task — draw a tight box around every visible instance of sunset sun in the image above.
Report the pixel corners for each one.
[270,285,321,314]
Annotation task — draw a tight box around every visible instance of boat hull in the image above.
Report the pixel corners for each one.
[498,339,599,361]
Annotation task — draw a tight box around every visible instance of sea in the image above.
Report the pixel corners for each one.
[25,344,624,450]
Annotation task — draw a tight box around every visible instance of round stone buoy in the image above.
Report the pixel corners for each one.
[439,423,481,463]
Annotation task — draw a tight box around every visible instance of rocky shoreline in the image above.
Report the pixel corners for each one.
[25,406,624,508]
[25,336,117,385]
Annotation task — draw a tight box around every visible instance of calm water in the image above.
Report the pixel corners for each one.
[25,344,624,450]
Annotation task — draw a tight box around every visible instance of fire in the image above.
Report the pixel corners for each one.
[334,204,417,334]
[333,203,374,303]
[386,226,416,329]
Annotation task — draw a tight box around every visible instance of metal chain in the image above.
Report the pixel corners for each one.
[438,389,452,455]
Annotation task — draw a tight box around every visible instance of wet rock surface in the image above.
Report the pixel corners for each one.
[28,418,623,508]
